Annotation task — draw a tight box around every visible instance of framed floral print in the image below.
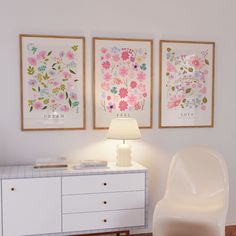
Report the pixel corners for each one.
[93,37,153,129]
[20,34,85,130]
[159,40,215,128]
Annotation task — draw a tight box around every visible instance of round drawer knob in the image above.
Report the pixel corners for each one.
[103,201,107,204]
[11,187,15,191]
[103,182,107,186]
[103,219,107,223]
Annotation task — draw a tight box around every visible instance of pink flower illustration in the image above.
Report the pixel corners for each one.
[102,61,111,69]
[189,56,203,69]
[113,78,123,85]
[112,54,120,62]
[33,101,43,110]
[168,96,182,109]
[137,83,146,93]
[66,82,74,92]
[119,67,128,77]
[70,92,78,100]
[67,51,74,60]
[58,92,65,100]
[127,94,137,105]
[28,79,37,86]
[53,81,59,87]
[107,102,116,112]
[143,92,147,97]
[200,86,207,94]
[119,100,128,111]
[105,53,111,60]
[28,57,37,66]
[60,105,70,112]
[63,71,72,79]
[103,72,112,81]
[101,82,110,91]
[36,50,47,60]
[134,102,141,110]
[107,95,111,100]
[137,71,146,81]
[119,88,128,98]
[130,57,135,62]
[121,51,129,60]
[167,62,177,72]
[101,48,107,54]
[130,81,137,89]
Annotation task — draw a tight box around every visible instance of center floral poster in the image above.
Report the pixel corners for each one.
[93,38,153,129]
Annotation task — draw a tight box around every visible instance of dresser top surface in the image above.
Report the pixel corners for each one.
[0,162,147,179]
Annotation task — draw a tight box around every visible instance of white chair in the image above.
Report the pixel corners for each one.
[153,146,229,236]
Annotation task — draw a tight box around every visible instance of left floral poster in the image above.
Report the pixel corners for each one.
[20,35,85,130]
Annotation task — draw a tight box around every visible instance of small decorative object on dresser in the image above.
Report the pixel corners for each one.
[107,118,141,167]
[0,162,147,236]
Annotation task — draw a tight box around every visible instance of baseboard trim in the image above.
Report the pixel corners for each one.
[131,225,236,236]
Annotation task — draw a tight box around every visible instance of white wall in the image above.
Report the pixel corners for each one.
[0,0,236,232]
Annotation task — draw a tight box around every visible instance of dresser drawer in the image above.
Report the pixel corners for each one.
[63,208,145,232]
[63,191,145,214]
[62,173,145,195]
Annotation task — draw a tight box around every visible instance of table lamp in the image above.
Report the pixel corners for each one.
[107,118,141,166]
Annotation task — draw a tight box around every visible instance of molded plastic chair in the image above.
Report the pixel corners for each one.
[153,146,229,236]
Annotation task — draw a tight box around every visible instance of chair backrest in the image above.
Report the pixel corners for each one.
[164,146,229,209]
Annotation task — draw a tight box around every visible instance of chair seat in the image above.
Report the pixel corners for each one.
[153,147,229,236]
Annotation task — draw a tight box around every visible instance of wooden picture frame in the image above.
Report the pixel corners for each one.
[20,34,86,130]
[159,40,215,128]
[93,37,153,129]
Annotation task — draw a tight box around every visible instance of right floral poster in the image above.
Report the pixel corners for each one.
[159,40,215,128]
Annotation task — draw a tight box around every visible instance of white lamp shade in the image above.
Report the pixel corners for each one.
[107,118,141,140]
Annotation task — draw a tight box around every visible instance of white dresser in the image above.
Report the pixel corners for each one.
[0,162,148,236]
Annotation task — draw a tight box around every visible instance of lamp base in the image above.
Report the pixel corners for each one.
[116,143,132,167]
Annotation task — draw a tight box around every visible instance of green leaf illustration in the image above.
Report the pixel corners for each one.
[43,73,49,80]
[38,86,40,92]
[72,101,79,107]
[110,87,117,94]
[60,84,65,91]
[43,99,49,104]
[32,47,37,54]
[27,66,35,75]
[188,67,193,72]
[205,59,209,65]
[74,79,79,82]
[47,51,52,56]
[72,45,78,51]
[32,88,36,92]
[29,106,33,112]
[66,92,68,99]
[69,98,72,107]
[69,69,76,74]
[42,106,47,110]
[186,88,191,93]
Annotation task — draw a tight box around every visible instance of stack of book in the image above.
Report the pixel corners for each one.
[73,160,108,169]
[33,157,68,169]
